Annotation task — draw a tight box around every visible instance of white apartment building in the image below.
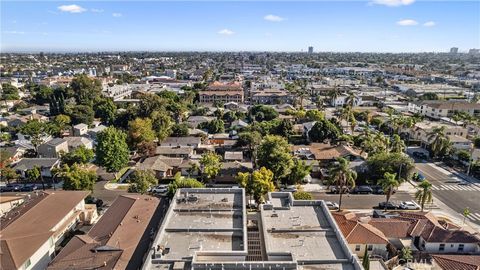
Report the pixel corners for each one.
[408,100,480,120]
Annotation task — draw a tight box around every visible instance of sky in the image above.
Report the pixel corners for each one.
[1,0,479,53]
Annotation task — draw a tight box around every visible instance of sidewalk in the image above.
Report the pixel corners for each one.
[433,161,479,183]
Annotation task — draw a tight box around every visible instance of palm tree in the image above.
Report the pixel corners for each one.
[329,157,357,211]
[390,134,406,153]
[415,180,433,211]
[427,126,452,159]
[345,92,357,108]
[379,172,400,210]
[294,79,309,110]
[328,86,340,107]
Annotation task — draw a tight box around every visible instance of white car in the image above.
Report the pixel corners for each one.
[399,201,420,210]
[325,201,339,210]
[151,185,169,194]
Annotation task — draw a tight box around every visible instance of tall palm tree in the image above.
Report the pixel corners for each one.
[345,92,357,108]
[415,180,433,212]
[379,172,400,210]
[329,86,340,107]
[294,79,309,110]
[329,157,357,211]
[427,126,452,158]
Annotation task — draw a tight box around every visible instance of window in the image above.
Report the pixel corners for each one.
[23,259,31,270]
[355,245,361,251]
[458,244,464,252]
[368,245,373,251]
[439,244,445,251]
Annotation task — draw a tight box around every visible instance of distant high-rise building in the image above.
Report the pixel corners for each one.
[308,46,314,54]
[450,47,459,54]
[469,48,480,54]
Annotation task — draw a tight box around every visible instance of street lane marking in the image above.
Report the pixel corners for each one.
[473,213,480,219]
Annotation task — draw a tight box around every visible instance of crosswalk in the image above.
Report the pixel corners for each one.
[431,183,480,192]
[466,212,480,222]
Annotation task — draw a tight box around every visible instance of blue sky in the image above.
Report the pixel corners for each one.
[1,1,479,52]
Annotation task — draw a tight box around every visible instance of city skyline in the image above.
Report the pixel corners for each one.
[1,1,479,53]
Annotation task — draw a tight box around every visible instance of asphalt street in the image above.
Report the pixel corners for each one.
[415,162,480,225]
[310,191,413,210]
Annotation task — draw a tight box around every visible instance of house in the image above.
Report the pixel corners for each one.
[72,123,88,136]
[214,161,253,183]
[179,160,200,177]
[37,138,69,158]
[448,135,473,151]
[406,121,468,146]
[160,137,201,148]
[87,124,107,140]
[431,254,480,270]
[155,146,194,158]
[224,151,243,161]
[0,191,91,270]
[332,212,390,258]
[13,158,60,178]
[394,212,480,254]
[199,81,244,103]
[63,137,94,151]
[48,194,162,270]
[251,89,291,104]
[186,116,216,128]
[136,155,182,179]
[292,143,364,164]
[230,119,249,130]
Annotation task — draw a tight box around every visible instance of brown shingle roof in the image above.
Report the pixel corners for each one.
[48,195,161,270]
[0,191,89,269]
[432,254,480,270]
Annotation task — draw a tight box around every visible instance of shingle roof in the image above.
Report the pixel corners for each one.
[12,158,59,171]
[432,254,480,270]
[0,191,89,269]
[48,195,161,270]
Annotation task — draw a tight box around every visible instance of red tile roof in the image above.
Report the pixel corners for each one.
[432,254,480,270]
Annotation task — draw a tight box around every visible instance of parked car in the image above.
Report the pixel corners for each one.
[325,201,339,210]
[0,184,22,192]
[371,185,384,195]
[20,184,38,192]
[151,184,169,194]
[412,151,428,159]
[350,186,373,194]
[329,186,350,194]
[399,201,420,210]
[412,172,425,182]
[378,201,399,210]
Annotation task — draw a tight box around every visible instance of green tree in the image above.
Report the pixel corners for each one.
[199,119,225,134]
[237,172,254,201]
[362,246,370,270]
[60,164,97,191]
[428,126,452,159]
[293,191,313,200]
[251,167,275,203]
[473,137,480,148]
[308,118,341,143]
[32,85,54,104]
[61,146,94,165]
[400,247,413,261]
[21,119,48,155]
[329,157,357,211]
[237,131,262,165]
[457,150,472,163]
[390,134,406,153]
[128,117,156,149]
[415,180,433,211]
[138,93,167,118]
[66,104,95,125]
[305,109,325,122]
[367,152,415,181]
[257,135,294,182]
[379,172,400,210]
[167,173,205,197]
[95,98,117,125]
[284,159,312,185]
[463,207,471,225]
[96,127,129,173]
[274,119,294,139]
[26,166,41,183]
[0,167,18,184]
[48,114,71,136]
[200,151,222,181]
[151,111,173,141]
[1,83,20,100]
[70,74,102,106]
[249,105,279,122]
[171,123,189,137]
[128,169,157,194]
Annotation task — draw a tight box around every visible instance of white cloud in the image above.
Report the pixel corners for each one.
[423,21,436,27]
[370,0,415,7]
[218,29,234,35]
[112,13,122,17]
[91,9,104,13]
[396,19,418,26]
[57,4,86,13]
[3,30,25,34]
[264,14,285,22]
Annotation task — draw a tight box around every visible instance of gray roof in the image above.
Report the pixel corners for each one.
[43,138,67,146]
[13,158,59,171]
